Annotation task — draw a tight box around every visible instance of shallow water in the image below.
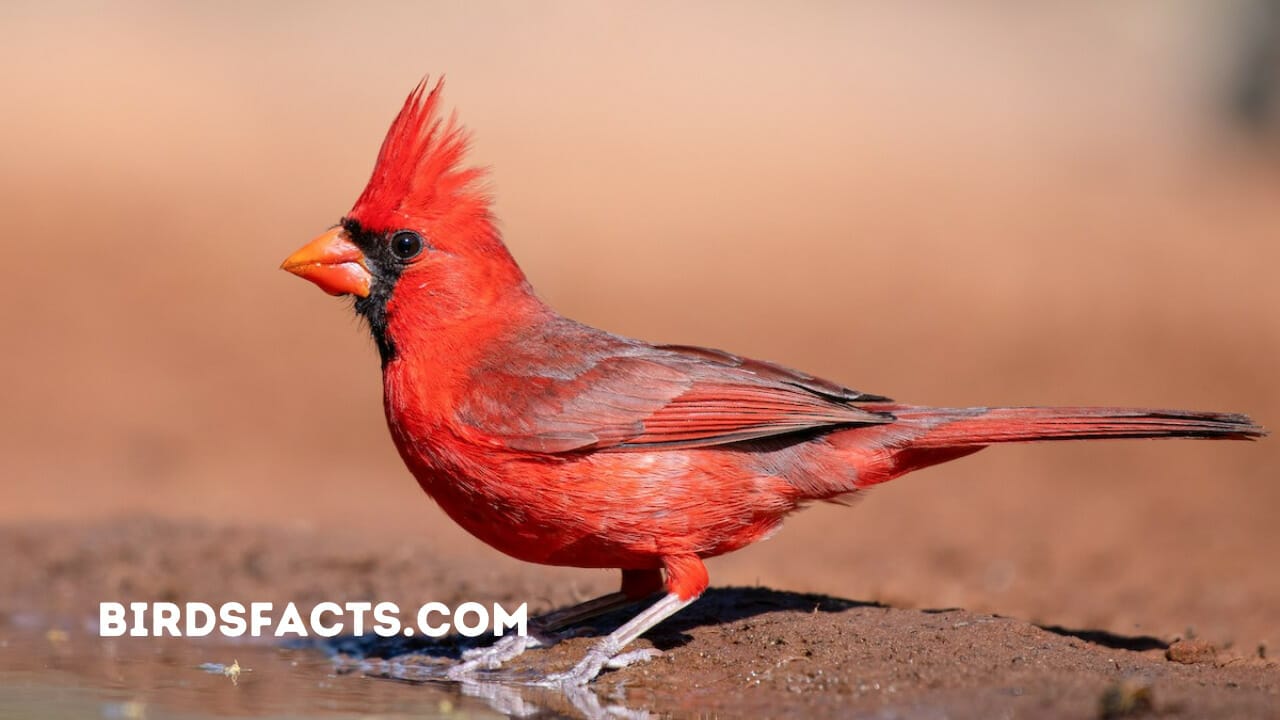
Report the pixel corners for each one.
[0,630,507,720]
[0,621,670,720]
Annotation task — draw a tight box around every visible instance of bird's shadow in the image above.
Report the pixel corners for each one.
[308,585,1170,661]
[308,586,878,662]
[1037,623,1168,652]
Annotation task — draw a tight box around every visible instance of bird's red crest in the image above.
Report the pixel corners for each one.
[347,78,490,236]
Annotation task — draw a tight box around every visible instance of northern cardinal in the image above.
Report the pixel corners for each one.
[281,80,1264,686]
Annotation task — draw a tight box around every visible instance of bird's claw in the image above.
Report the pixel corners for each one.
[604,647,662,669]
[460,632,548,663]
[537,640,661,687]
[448,628,555,681]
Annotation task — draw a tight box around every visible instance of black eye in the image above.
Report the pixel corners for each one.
[390,230,424,261]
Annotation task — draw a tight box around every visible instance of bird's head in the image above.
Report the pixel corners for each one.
[281,78,528,364]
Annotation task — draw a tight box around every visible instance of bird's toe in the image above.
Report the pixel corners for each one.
[539,640,659,686]
[450,630,552,680]
[604,647,661,670]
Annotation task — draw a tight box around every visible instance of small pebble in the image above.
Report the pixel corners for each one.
[1166,639,1217,665]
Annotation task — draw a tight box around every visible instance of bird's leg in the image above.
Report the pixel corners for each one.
[537,591,695,686]
[447,569,662,681]
[539,554,708,687]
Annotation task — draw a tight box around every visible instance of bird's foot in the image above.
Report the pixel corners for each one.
[605,648,662,669]
[537,638,662,687]
[447,625,562,681]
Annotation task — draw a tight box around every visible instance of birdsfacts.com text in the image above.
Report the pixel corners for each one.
[98,601,528,638]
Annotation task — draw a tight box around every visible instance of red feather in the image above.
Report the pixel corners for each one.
[347,78,495,253]
[455,322,893,453]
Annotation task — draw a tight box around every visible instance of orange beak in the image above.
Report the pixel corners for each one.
[280,227,372,297]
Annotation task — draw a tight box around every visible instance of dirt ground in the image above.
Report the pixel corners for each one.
[2,4,1279,718]
[4,517,1278,719]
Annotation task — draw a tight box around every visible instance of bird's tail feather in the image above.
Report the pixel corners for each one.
[894,406,1266,447]
[835,406,1265,491]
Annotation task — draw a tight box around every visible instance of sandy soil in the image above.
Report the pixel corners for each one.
[5,518,1278,719]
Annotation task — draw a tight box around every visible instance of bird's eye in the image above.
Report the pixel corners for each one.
[390,230,424,261]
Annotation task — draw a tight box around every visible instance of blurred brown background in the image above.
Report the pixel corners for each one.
[2,2,1277,649]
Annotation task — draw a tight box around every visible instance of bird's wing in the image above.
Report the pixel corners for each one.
[457,333,894,454]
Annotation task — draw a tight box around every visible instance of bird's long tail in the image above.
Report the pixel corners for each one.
[893,406,1265,447]
[838,406,1265,490]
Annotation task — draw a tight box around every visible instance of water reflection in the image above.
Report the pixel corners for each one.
[0,629,646,719]
[338,654,649,720]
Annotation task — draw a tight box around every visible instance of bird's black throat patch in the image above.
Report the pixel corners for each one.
[344,218,405,367]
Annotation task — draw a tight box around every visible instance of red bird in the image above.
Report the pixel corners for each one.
[281,80,1264,685]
